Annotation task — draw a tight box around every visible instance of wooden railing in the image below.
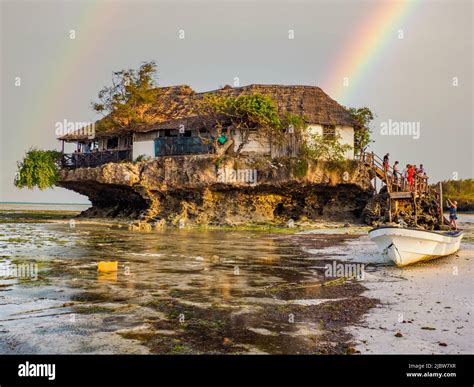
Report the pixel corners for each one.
[62,149,132,169]
[359,151,429,196]
[154,137,213,157]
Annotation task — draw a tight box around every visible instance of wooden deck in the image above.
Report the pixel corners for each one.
[360,151,429,198]
[359,151,441,225]
[62,149,132,169]
[389,192,413,199]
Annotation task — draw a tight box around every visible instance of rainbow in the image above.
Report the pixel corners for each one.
[323,1,418,104]
[30,1,110,137]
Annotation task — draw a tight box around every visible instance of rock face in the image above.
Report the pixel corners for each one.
[58,155,375,226]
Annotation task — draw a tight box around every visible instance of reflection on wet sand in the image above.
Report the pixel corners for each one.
[0,212,374,354]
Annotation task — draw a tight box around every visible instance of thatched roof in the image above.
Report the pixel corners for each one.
[58,85,195,141]
[58,84,357,141]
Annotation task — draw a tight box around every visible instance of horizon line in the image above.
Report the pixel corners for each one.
[0,201,91,205]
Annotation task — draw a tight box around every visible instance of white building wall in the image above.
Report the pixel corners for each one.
[133,140,155,159]
[307,124,323,136]
[336,126,354,160]
[134,132,160,142]
[306,124,323,149]
[233,130,271,155]
[130,125,354,160]
[305,124,354,160]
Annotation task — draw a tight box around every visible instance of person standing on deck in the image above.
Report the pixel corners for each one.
[446,199,458,230]
[418,164,425,175]
[417,164,426,191]
[407,164,415,191]
[402,164,408,190]
[393,161,400,190]
[383,153,390,174]
[413,165,418,191]
[382,153,390,189]
[422,172,429,192]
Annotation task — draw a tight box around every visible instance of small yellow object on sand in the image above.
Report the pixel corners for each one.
[98,261,118,273]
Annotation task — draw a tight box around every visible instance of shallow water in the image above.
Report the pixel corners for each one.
[0,205,373,354]
[0,205,472,354]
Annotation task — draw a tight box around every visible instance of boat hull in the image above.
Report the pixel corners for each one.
[368,227,463,267]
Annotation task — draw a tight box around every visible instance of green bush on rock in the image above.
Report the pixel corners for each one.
[15,149,62,190]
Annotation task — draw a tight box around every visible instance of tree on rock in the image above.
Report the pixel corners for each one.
[15,149,62,190]
[92,61,160,133]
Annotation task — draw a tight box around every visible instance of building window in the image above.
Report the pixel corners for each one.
[163,129,178,138]
[107,137,119,149]
[322,125,336,140]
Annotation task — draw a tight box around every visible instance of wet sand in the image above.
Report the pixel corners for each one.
[0,206,377,354]
[307,216,474,354]
[348,245,473,354]
[0,205,472,354]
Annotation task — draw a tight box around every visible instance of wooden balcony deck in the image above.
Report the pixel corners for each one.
[61,149,132,169]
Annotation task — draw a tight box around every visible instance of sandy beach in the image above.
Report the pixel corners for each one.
[350,243,473,354]
[301,213,474,354]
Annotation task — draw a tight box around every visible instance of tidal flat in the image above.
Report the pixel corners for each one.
[0,204,472,354]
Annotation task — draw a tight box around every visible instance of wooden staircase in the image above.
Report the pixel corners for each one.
[359,151,441,225]
[360,151,395,193]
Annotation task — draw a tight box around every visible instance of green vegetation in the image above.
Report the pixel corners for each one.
[15,149,62,190]
[197,93,285,153]
[292,158,309,178]
[301,133,352,162]
[346,106,374,155]
[133,154,152,163]
[434,179,474,211]
[92,61,159,132]
[280,112,307,135]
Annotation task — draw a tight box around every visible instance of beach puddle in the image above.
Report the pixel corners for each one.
[0,207,375,354]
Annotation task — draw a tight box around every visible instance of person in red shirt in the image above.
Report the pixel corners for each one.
[407,164,415,191]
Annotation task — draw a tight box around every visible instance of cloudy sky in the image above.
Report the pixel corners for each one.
[1,0,472,203]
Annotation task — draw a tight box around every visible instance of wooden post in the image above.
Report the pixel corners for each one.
[439,182,443,225]
[388,197,392,223]
[413,197,417,226]
[413,177,418,225]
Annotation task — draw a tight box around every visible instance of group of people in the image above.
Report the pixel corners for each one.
[74,143,103,154]
[379,153,458,230]
[382,153,428,192]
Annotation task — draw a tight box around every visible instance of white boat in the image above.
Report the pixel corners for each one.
[369,226,463,267]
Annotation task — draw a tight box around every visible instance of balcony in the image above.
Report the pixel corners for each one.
[154,137,214,157]
[62,149,132,169]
